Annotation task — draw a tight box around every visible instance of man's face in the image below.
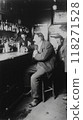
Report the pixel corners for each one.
[33,34,41,45]
[50,37,61,50]
[21,34,25,40]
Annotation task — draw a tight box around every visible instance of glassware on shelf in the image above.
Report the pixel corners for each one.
[0,20,29,35]
[16,42,20,52]
[4,40,10,53]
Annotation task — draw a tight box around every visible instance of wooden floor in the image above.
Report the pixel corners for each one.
[7,90,67,120]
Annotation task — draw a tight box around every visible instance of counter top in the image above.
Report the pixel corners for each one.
[0,52,29,61]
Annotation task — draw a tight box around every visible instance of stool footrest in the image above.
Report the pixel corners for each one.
[42,80,55,102]
[44,87,53,92]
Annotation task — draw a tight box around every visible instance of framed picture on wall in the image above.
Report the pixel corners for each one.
[49,23,67,38]
[53,11,67,24]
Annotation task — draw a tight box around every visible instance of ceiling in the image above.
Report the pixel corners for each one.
[7,0,67,11]
[3,0,67,26]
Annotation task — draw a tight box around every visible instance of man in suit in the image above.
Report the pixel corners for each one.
[25,33,56,107]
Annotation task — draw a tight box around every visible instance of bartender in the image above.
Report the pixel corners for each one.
[16,32,31,52]
[20,33,28,47]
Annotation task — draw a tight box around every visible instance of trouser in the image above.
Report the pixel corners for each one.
[24,64,46,100]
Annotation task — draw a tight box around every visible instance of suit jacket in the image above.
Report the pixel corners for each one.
[34,40,56,72]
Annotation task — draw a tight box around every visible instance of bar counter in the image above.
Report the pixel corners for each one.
[0,51,33,118]
[0,51,29,61]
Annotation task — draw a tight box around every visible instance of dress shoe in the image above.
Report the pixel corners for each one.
[29,99,41,108]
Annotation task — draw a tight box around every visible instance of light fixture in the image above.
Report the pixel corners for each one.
[3,0,5,4]
[53,0,56,2]
[52,5,57,10]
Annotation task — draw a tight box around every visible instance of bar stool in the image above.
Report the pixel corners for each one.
[41,72,56,102]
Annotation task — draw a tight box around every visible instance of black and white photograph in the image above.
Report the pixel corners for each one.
[0,0,67,120]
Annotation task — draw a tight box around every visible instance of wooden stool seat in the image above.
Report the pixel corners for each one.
[41,73,56,102]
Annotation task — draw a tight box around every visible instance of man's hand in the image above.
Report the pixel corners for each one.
[33,50,38,57]
[28,41,31,46]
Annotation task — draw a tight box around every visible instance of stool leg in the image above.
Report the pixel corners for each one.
[52,81,56,99]
[42,81,45,102]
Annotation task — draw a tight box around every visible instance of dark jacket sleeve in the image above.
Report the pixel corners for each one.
[34,42,53,61]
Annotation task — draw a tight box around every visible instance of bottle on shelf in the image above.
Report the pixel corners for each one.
[4,40,10,53]
[0,21,4,30]
[4,20,8,31]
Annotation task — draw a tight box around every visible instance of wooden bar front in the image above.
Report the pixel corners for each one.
[0,51,32,118]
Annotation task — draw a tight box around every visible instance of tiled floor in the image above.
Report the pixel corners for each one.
[9,90,67,120]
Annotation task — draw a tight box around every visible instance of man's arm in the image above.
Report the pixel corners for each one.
[34,42,54,61]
